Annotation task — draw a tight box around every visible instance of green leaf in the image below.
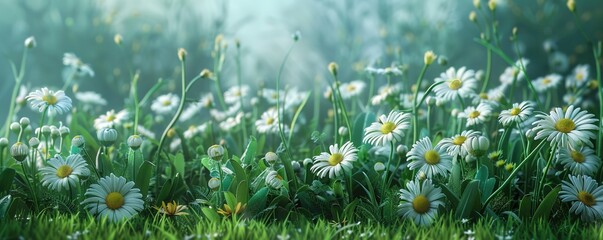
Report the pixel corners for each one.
[351,112,376,147]
[236,180,249,204]
[173,153,185,177]
[475,165,488,183]
[438,183,460,208]
[135,161,154,198]
[0,195,11,220]
[481,178,496,203]
[455,180,481,219]
[246,187,268,217]
[533,186,561,220]
[201,207,220,222]
[155,179,173,205]
[519,194,533,219]
[224,191,237,209]
[0,168,16,193]
[201,157,212,170]
[241,137,257,166]
[449,163,462,196]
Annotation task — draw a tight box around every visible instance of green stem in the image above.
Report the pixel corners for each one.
[131,72,140,134]
[3,48,28,138]
[331,77,352,140]
[536,143,557,201]
[236,45,248,145]
[480,49,492,93]
[412,64,429,143]
[593,45,602,156]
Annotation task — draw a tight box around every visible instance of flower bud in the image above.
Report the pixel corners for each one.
[177,48,187,62]
[396,145,408,155]
[467,136,489,157]
[265,170,283,189]
[438,55,448,66]
[292,31,301,42]
[469,11,477,22]
[567,0,575,13]
[374,162,386,172]
[208,177,221,190]
[303,158,313,166]
[97,128,118,147]
[208,144,225,161]
[114,34,123,45]
[338,126,348,137]
[72,135,85,148]
[24,36,36,48]
[29,137,40,148]
[505,163,515,172]
[265,152,279,165]
[423,51,437,65]
[200,69,213,79]
[488,0,496,11]
[425,96,436,106]
[11,142,29,162]
[417,171,427,181]
[127,135,143,150]
[328,62,338,77]
[59,126,70,136]
[473,0,481,8]
[0,138,8,148]
[41,126,51,137]
[50,126,60,138]
[10,122,21,132]
[291,161,301,172]
[19,117,30,128]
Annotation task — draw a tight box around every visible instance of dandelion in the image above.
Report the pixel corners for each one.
[433,66,478,102]
[82,173,144,222]
[338,80,366,99]
[363,110,411,146]
[439,130,481,158]
[156,201,188,216]
[398,179,446,226]
[93,109,128,130]
[224,85,250,104]
[498,101,534,127]
[458,103,493,127]
[559,175,603,222]
[558,146,601,176]
[255,108,280,134]
[311,141,358,179]
[532,105,598,148]
[40,154,90,191]
[406,137,453,178]
[26,87,72,115]
[151,93,180,115]
[532,74,562,93]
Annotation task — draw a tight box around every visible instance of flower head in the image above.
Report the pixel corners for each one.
[407,137,453,178]
[458,103,493,127]
[398,179,446,226]
[498,101,534,127]
[40,154,90,191]
[311,141,358,179]
[433,67,478,102]
[82,173,144,222]
[151,93,180,115]
[363,110,411,146]
[156,201,188,216]
[532,105,598,148]
[26,87,72,115]
[558,146,601,176]
[559,175,603,222]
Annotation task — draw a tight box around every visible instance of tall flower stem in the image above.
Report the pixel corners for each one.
[3,48,29,138]
[593,45,602,156]
[131,72,141,134]
[412,64,429,143]
[329,73,353,140]
[235,43,248,144]
[535,143,557,202]
[480,49,492,93]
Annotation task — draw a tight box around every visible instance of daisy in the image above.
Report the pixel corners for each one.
[398,179,446,226]
[200,93,214,108]
[433,66,478,102]
[26,87,72,115]
[559,175,603,222]
[224,85,250,104]
[401,93,424,109]
[93,109,129,130]
[406,137,453,178]
[75,91,107,107]
[548,52,569,72]
[563,93,582,106]
[256,108,280,134]
[532,105,598,148]
[558,146,601,176]
[498,101,534,127]
[219,112,244,131]
[438,130,481,158]
[40,154,90,191]
[499,58,529,85]
[565,64,589,89]
[137,125,156,139]
[339,80,366,99]
[262,88,283,105]
[284,88,309,109]
[63,53,95,77]
[363,110,411,146]
[151,93,180,115]
[210,102,241,121]
[310,141,358,179]
[532,74,562,93]
[458,102,493,127]
[183,123,208,139]
[82,173,144,222]
[179,102,202,122]
[370,84,400,105]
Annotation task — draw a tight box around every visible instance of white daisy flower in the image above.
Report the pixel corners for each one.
[438,130,481,158]
[93,109,129,130]
[63,53,95,77]
[26,87,72,115]
[262,88,283,105]
[565,64,589,89]
[363,110,411,146]
[40,154,90,191]
[224,85,250,104]
[339,80,366,99]
[499,58,529,85]
[401,93,424,109]
[558,146,601,176]
[310,141,358,179]
[256,108,280,134]
[82,173,144,222]
[284,88,309,109]
[183,123,208,139]
[458,102,493,127]
[75,91,107,107]
[370,84,400,105]
[151,93,180,115]
[179,102,202,122]
[563,93,583,106]
[532,105,598,148]
[136,125,156,139]
[406,137,453,178]
[200,93,214,108]
[532,74,562,93]
[498,101,534,127]
[219,112,244,131]
[559,175,603,222]
[548,52,569,72]
[433,66,478,102]
[210,102,241,121]
[398,179,446,226]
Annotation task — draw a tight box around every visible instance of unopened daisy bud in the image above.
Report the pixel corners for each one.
[451,108,460,117]
[265,152,279,165]
[438,55,448,66]
[425,96,436,106]
[97,128,118,147]
[512,27,518,38]
[567,0,575,13]
[41,126,51,137]
[328,62,338,77]
[114,34,123,45]
[396,145,408,155]
[473,0,481,8]
[505,163,515,172]
[465,155,477,163]
[495,159,506,167]
[50,127,60,138]
[338,126,348,137]
[19,117,30,128]
[177,48,187,62]
[10,122,21,132]
[208,145,225,161]
[467,136,489,157]
[374,162,386,172]
[11,142,29,162]
[292,30,301,42]
[423,51,437,65]
[29,137,40,148]
[250,97,259,106]
[469,11,477,22]
[488,0,496,11]
[417,171,427,181]
[265,170,282,189]
[127,135,143,150]
[488,151,502,161]
[24,36,36,48]
[71,135,85,148]
[303,158,313,166]
[475,70,485,81]
[59,126,70,135]
[292,161,301,172]
[208,177,221,190]
[525,129,535,139]
[214,34,224,47]
[200,69,213,79]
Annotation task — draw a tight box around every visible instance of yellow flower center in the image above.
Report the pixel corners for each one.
[412,195,430,214]
[510,108,521,116]
[578,191,595,206]
[468,110,480,119]
[105,192,125,210]
[479,93,488,99]
[328,153,344,166]
[555,118,575,133]
[162,100,172,106]
[424,150,440,165]
[347,85,357,92]
[106,114,116,122]
[448,79,462,90]
[452,136,466,145]
[576,73,584,81]
[266,117,275,125]
[43,94,58,105]
[56,165,73,178]
[571,150,585,163]
[380,122,396,134]
[543,78,551,84]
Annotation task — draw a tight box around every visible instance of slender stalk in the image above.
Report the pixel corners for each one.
[412,64,429,142]
[3,48,28,138]
[536,143,557,201]
[593,45,602,156]
[131,72,141,134]
[235,44,248,144]
[330,77,353,140]
[480,49,492,93]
